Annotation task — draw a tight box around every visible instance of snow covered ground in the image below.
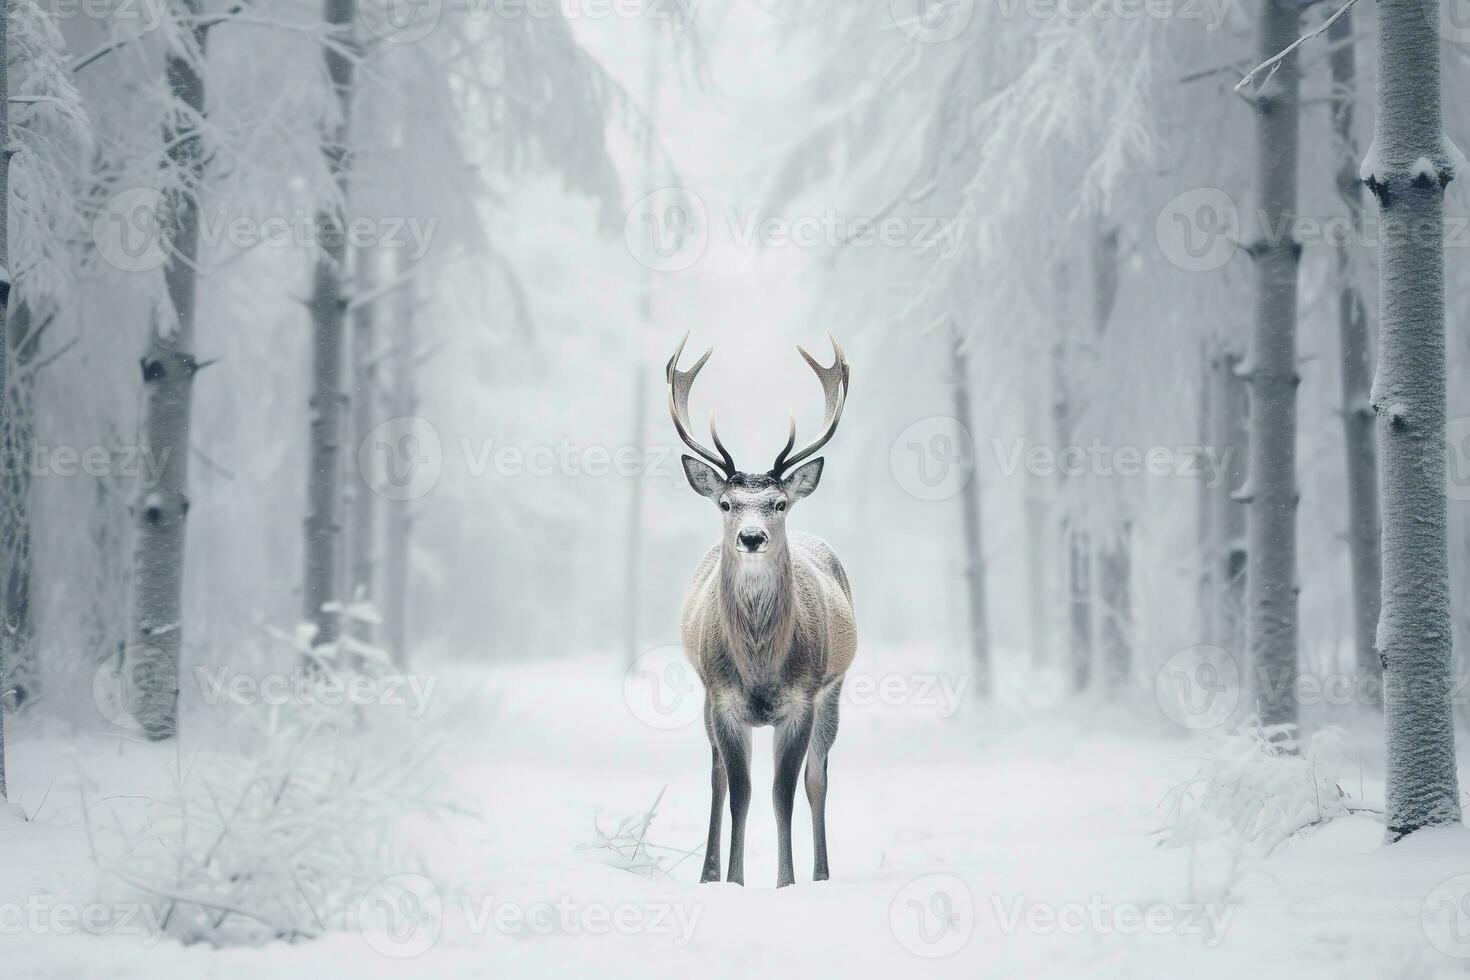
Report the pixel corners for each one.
[4,648,1470,978]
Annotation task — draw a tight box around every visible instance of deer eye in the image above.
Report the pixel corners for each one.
[720,499,731,512]
[775,500,787,512]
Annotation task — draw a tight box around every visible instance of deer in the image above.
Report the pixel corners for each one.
[667,332,856,888]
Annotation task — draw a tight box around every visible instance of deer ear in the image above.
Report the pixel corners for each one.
[682,455,725,499]
[782,457,823,500]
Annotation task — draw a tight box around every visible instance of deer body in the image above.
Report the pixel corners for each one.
[682,531,856,726]
[666,334,856,888]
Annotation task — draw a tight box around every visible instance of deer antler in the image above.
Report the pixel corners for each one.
[667,332,737,479]
[771,333,850,478]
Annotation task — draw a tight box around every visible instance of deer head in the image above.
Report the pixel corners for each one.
[667,333,850,558]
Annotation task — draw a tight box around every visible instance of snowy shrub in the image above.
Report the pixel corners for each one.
[577,787,701,879]
[1157,725,1374,858]
[80,618,459,946]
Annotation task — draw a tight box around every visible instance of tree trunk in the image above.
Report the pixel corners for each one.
[125,3,206,740]
[347,246,378,646]
[382,253,415,670]
[1052,336,1091,693]
[1099,524,1131,692]
[1327,11,1382,694]
[1197,342,1218,643]
[2,301,36,709]
[1242,0,1302,733]
[623,31,661,669]
[1091,223,1131,693]
[1366,0,1462,840]
[1218,349,1249,654]
[302,0,357,649]
[0,0,10,796]
[1023,343,1050,666]
[951,322,990,697]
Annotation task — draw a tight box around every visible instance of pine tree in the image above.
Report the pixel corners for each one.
[1365,0,1464,840]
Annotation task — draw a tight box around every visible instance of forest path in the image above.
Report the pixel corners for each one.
[403,652,1464,979]
[2,651,1467,977]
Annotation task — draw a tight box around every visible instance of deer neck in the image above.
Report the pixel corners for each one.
[718,541,796,674]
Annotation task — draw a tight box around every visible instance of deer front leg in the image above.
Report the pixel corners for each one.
[805,685,841,881]
[700,699,727,883]
[773,704,815,888]
[712,714,752,885]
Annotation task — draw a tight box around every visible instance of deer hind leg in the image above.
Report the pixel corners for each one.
[700,699,727,883]
[712,712,753,886]
[804,684,841,881]
[773,703,816,888]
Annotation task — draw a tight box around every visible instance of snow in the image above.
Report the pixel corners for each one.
[1442,135,1467,182]
[1358,137,1379,184]
[1357,135,1465,185]
[5,651,1470,977]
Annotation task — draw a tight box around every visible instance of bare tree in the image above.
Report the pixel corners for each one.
[950,321,990,696]
[346,245,379,645]
[1198,339,1249,657]
[1365,0,1463,839]
[624,24,660,668]
[0,0,10,795]
[1218,348,1249,651]
[2,301,39,709]
[1091,222,1131,693]
[382,254,416,669]
[302,0,358,649]
[125,0,210,739]
[1241,0,1302,732]
[1327,11,1381,693]
[1023,342,1050,666]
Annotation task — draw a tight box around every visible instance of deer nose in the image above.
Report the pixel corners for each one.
[737,528,768,552]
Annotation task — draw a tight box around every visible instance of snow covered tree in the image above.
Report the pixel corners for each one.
[950,321,990,695]
[1326,12,1381,694]
[0,0,9,796]
[1239,0,1304,732]
[1365,0,1464,840]
[345,243,379,645]
[301,0,358,650]
[124,0,212,740]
